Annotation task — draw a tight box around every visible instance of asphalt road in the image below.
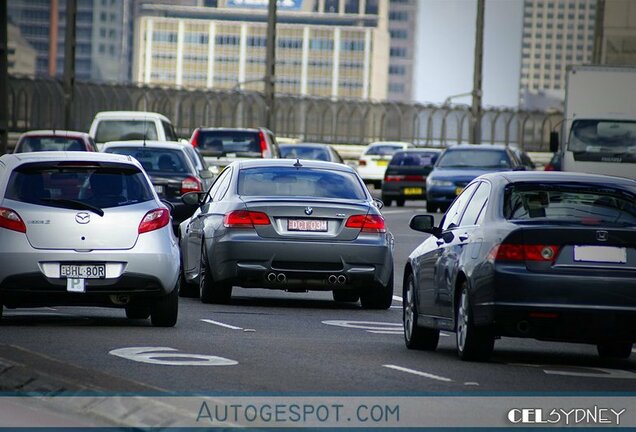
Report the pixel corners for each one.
[0,200,635,395]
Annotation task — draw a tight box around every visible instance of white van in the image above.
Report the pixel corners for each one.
[89,111,179,149]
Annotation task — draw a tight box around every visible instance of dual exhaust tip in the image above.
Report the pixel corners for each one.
[267,272,287,283]
[266,273,347,285]
[328,274,347,285]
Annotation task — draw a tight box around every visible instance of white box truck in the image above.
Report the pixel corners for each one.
[550,65,636,179]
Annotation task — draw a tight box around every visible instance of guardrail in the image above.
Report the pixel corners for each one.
[7,76,563,152]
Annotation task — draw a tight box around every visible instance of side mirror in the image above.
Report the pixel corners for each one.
[409,215,441,237]
[549,131,559,153]
[373,198,384,209]
[199,169,213,179]
[182,191,206,207]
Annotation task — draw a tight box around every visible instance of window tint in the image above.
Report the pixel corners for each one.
[504,184,636,226]
[5,163,153,209]
[437,149,511,169]
[198,131,261,156]
[364,144,404,156]
[105,147,193,175]
[17,137,86,152]
[389,151,438,166]
[280,146,331,161]
[459,182,491,226]
[441,182,479,230]
[238,167,366,200]
[94,120,158,143]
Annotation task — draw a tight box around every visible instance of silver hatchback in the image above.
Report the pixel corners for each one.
[0,152,180,326]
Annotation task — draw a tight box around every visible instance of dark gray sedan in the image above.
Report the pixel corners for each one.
[179,159,394,309]
[404,171,636,361]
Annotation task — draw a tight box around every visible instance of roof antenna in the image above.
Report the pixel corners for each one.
[293,158,302,168]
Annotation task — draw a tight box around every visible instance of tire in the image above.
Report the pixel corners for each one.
[360,270,394,310]
[597,342,633,359]
[150,282,178,327]
[178,268,199,298]
[125,304,150,320]
[396,199,405,207]
[426,201,437,213]
[333,290,360,303]
[382,195,392,207]
[199,243,232,304]
[403,274,439,350]
[456,282,494,361]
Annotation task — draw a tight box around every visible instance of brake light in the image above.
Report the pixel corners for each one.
[384,175,425,182]
[181,176,202,194]
[384,175,404,182]
[405,175,425,181]
[138,208,170,234]
[258,131,268,157]
[345,214,386,233]
[0,207,26,233]
[489,243,559,262]
[358,160,367,167]
[190,129,200,148]
[224,210,271,228]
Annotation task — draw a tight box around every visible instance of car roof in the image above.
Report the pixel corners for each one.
[0,151,142,171]
[235,158,354,172]
[367,141,410,147]
[444,144,511,151]
[280,143,331,148]
[102,141,186,150]
[93,111,171,122]
[479,170,636,189]
[197,127,263,133]
[18,130,90,138]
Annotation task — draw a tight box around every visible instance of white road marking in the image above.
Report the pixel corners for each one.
[389,305,402,310]
[201,319,243,330]
[464,382,480,386]
[510,363,636,380]
[383,364,453,383]
[392,295,403,303]
[440,332,451,337]
[109,347,238,366]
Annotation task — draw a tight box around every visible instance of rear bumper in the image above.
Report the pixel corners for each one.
[426,185,458,204]
[207,232,394,291]
[382,182,426,200]
[473,264,636,343]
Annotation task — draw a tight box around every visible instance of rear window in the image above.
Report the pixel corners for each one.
[504,184,636,226]
[198,131,261,156]
[5,163,154,209]
[238,167,366,200]
[364,144,404,156]
[437,149,511,169]
[94,120,158,143]
[17,137,86,152]
[280,146,330,161]
[104,147,192,175]
[390,151,438,166]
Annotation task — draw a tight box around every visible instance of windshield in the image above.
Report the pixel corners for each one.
[280,146,331,161]
[198,131,261,157]
[5,163,154,209]
[567,119,636,163]
[504,183,636,226]
[17,136,86,152]
[365,144,404,156]
[436,149,511,169]
[94,120,158,143]
[105,147,193,176]
[238,167,366,200]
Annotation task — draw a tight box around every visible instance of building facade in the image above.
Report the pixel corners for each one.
[600,0,636,65]
[7,23,37,76]
[387,0,417,102]
[519,0,597,108]
[133,0,390,100]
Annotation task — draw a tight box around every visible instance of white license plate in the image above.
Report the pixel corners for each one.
[287,219,328,232]
[573,246,627,264]
[60,264,106,279]
[154,185,164,194]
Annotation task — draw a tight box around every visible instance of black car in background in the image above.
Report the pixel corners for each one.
[404,171,636,361]
[381,149,441,207]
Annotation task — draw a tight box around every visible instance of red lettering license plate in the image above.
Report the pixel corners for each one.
[287,219,328,232]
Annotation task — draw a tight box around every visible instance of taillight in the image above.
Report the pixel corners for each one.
[181,176,202,194]
[0,207,26,233]
[384,175,404,182]
[138,208,170,234]
[224,210,271,228]
[358,160,367,167]
[345,214,386,233]
[489,243,559,262]
[405,175,425,181]
[190,129,200,148]
[258,131,268,157]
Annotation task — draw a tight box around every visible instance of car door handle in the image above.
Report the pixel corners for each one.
[459,233,469,242]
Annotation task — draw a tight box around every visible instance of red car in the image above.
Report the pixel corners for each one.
[14,130,98,153]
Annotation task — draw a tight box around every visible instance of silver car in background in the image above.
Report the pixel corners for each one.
[0,152,179,326]
[179,159,394,309]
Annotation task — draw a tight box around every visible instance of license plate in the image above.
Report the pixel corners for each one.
[154,185,164,194]
[60,264,106,279]
[403,187,423,195]
[455,187,464,195]
[287,219,328,232]
[376,160,389,167]
[573,246,627,264]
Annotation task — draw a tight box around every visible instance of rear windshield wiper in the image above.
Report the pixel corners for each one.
[40,198,105,217]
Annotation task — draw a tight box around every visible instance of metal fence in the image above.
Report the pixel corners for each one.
[8,76,563,151]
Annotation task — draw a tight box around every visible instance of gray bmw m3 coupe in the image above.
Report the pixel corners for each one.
[179,159,394,309]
